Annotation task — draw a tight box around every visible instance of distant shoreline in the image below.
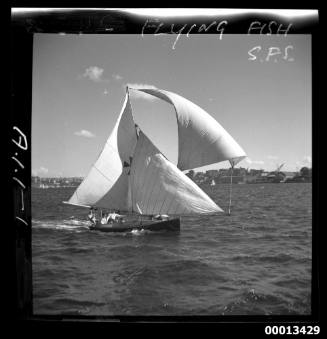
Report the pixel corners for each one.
[32,182,312,190]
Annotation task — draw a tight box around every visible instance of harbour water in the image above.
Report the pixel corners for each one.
[32,183,312,316]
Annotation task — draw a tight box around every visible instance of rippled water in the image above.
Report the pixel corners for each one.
[32,183,312,315]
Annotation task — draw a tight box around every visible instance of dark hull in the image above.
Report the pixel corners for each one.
[89,218,180,233]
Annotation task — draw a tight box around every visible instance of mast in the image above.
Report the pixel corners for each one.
[228,162,234,215]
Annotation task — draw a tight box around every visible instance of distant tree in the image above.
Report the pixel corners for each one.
[300,167,310,177]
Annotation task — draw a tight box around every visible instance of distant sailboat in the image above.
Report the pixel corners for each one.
[210,180,216,186]
[64,87,246,232]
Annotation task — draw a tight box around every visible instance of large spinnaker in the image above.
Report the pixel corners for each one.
[66,92,137,208]
[132,88,246,171]
[130,131,223,215]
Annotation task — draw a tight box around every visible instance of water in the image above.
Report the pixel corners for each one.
[32,183,312,316]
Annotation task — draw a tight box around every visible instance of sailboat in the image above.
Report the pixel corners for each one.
[63,86,246,232]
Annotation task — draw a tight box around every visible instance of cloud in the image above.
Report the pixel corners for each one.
[303,155,312,164]
[126,83,159,101]
[113,74,123,81]
[32,166,49,176]
[245,158,264,165]
[83,66,106,82]
[74,129,96,138]
[39,166,49,174]
[103,89,109,95]
[267,155,279,160]
[253,160,265,165]
[295,156,312,169]
[297,156,311,168]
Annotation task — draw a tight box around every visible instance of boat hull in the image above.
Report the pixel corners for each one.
[89,218,180,233]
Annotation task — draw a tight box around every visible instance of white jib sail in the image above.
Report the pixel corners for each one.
[67,92,137,209]
[132,88,247,171]
[129,131,223,215]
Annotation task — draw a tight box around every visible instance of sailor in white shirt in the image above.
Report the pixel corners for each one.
[106,212,117,223]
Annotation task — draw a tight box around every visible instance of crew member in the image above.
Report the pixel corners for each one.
[106,211,117,223]
[88,208,96,225]
[101,213,107,225]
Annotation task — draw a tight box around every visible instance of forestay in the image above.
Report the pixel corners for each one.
[132,88,246,170]
[66,92,137,208]
[129,131,223,215]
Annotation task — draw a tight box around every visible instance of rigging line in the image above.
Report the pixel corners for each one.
[166,189,177,214]
[158,187,169,215]
[128,174,133,213]
[131,149,137,212]
[173,176,191,215]
[182,205,189,215]
[228,163,234,216]
[152,161,171,214]
[148,157,167,215]
[143,165,157,213]
[168,188,179,215]
[150,180,162,215]
[131,136,145,212]
[131,134,146,208]
[172,201,180,215]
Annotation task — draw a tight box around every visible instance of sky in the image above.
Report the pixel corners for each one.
[32,33,311,177]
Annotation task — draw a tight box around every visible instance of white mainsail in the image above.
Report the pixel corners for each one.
[129,131,223,215]
[66,91,137,208]
[130,88,246,170]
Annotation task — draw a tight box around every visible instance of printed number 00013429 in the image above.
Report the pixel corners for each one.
[265,326,320,335]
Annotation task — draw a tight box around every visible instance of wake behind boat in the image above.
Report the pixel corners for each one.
[63,86,246,232]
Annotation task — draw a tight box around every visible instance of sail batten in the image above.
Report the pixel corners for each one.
[133,88,246,170]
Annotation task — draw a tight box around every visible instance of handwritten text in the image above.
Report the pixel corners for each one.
[141,19,228,49]
[12,126,28,226]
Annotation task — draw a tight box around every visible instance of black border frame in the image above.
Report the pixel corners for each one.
[10,6,321,333]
